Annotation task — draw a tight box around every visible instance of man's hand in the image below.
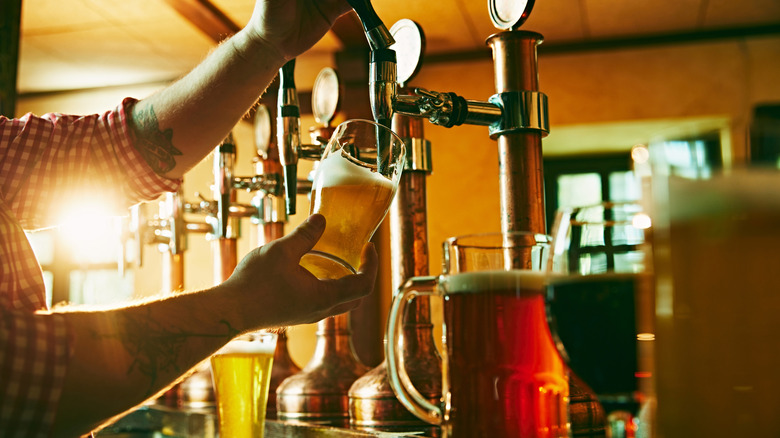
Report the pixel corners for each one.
[222,214,378,329]
[245,0,353,61]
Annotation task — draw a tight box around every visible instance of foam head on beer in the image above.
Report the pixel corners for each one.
[443,270,547,294]
[311,148,394,197]
[305,147,396,277]
[215,336,277,356]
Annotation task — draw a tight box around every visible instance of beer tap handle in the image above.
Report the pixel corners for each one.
[277,59,301,216]
[214,134,236,238]
[346,0,395,50]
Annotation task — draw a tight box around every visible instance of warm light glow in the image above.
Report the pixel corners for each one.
[632,213,652,230]
[631,144,650,164]
[59,202,124,265]
[635,371,652,378]
[637,332,655,341]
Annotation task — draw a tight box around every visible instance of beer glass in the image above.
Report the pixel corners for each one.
[386,232,570,438]
[211,331,278,438]
[302,119,405,279]
[547,202,654,436]
[651,169,780,436]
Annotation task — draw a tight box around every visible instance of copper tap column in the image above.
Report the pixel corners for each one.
[487,31,546,236]
[488,30,606,437]
[211,135,240,284]
[161,189,186,294]
[349,111,441,435]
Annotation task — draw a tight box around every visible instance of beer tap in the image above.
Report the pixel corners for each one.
[131,187,212,296]
[346,0,394,51]
[277,59,302,216]
[208,135,241,283]
[346,0,396,132]
[214,133,235,240]
[252,103,288,246]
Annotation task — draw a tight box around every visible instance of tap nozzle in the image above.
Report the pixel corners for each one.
[346,0,395,50]
[370,48,397,129]
[277,59,301,216]
[214,134,236,238]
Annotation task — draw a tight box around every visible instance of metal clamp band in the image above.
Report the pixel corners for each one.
[403,137,432,173]
[488,91,549,139]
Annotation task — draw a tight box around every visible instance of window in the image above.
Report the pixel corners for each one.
[544,153,636,232]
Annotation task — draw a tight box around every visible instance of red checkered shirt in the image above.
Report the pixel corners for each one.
[0,98,180,437]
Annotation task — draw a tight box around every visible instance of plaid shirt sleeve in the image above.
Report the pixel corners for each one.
[0,98,181,437]
[1,98,181,229]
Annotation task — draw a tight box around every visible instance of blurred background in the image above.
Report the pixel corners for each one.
[6,0,780,366]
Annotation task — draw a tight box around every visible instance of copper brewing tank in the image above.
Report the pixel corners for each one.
[488,30,606,436]
[348,111,441,436]
[276,313,370,427]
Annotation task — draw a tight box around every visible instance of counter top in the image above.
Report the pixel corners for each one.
[97,404,433,437]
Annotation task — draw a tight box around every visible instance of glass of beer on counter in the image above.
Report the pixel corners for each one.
[211,331,278,438]
[301,119,405,280]
[651,169,780,437]
[386,232,570,438]
[547,202,654,437]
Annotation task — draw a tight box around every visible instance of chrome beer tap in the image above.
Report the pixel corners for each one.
[277,59,303,216]
[275,59,331,216]
[348,0,549,236]
[214,133,235,241]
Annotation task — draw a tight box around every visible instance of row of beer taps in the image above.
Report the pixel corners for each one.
[128,0,611,434]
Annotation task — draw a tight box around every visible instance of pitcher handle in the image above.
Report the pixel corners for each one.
[386,276,443,425]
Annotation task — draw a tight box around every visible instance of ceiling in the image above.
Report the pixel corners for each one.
[16,0,780,96]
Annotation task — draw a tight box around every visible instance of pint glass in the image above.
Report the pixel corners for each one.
[386,232,570,438]
[651,169,780,436]
[301,119,405,279]
[211,331,278,438]
[547,202,654,436]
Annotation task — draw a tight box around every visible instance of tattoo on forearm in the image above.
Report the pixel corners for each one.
[94,311,240,396]
[130,105,182,175]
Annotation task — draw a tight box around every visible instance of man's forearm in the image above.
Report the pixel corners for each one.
[129,29,285,179]
[50,286,251,437]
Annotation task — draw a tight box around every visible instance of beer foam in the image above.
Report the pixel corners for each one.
[314,148,393,189]
[666,169,780,222]
[216,337,276,355]
[443,270,547,294]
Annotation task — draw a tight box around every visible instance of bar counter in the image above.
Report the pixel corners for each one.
[97,404,433,438]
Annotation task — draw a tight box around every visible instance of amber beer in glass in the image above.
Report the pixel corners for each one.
[302,119,405,279]
[211,332,278,438]
[386,233,570,437]
[652,170,780,436]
